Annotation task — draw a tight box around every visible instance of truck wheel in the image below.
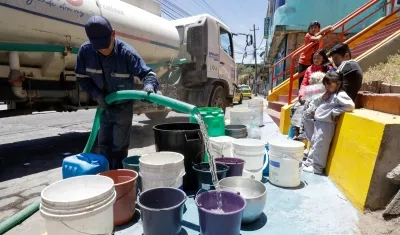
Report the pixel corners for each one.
[209,85,227,112]
[239,95,243,104]
[145,111,169,122]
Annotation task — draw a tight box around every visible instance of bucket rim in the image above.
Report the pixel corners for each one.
[137,187,187,212]
[98,169,138,186]
[140,151,184,166]
[218,176,267,200]
[195,190,247,215]
[152,122,200,132]
[41,175,114,207]
[192,162,229,173]
[215,158,245,165]
[40,190,116,221]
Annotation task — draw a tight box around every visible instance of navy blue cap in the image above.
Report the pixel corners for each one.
[84,16,113,50]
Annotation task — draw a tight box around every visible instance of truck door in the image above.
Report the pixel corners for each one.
[218,26,235,96]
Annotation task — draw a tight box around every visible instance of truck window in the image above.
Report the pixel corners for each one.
[219,28,233,58]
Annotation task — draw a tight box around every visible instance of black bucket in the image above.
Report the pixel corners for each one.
[138,187,187,235]
[153,123,204,192]
[193,162,229,190]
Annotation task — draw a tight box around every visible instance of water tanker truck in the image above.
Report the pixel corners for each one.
[0,0,238,120]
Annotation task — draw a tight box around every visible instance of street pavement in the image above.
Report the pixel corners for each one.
[0,99,256,234]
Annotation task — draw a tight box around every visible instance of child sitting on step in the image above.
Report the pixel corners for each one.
[303,70,355,174]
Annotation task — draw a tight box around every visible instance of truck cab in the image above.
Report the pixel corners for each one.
[168,15,236,112]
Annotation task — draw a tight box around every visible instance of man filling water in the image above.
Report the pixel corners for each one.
[75,16,159,170]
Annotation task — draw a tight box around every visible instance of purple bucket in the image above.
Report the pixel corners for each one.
[215,158,245,177]
[196,190,246,235]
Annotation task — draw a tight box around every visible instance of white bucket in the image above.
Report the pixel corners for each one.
[40,175,116,235]
[209,136,235,157]
[139,152,185,191]
[230,108,252,125]
[268,139,305,187]
[232,139,267,171]
[248,99,264,125]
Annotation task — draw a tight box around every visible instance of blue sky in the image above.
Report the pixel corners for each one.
[159,0,269,64]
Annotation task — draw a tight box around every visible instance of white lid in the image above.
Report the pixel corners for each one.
[268,139,305,152]
[232,138,265,148]
[210,136,234,144]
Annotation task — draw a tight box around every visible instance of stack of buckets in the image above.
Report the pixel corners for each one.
[232,138,268,181]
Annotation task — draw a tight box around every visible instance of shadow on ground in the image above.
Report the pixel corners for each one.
[0,116,189,181]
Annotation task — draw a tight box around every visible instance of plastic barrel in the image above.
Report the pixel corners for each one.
[193,163,229,190]
[138,187,187,235]
[215,158,245,177]
[268,139,305,187]
[189,107,225,137]
[153,123,204,192]
[196,190,246,235]
[99,169,138,226]
[122,156,142,192]
[40,175,116,235]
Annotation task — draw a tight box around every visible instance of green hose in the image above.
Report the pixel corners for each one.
[83,90,199,153]
[0,202,40,234]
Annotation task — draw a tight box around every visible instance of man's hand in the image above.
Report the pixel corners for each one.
[143,84,155,95]
[95,94,108,108]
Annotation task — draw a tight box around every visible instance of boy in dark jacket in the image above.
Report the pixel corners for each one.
[329,43,363,102]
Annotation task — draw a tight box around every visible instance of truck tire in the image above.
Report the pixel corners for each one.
[239,95,243,104]
[145,111,169,122]
[209,85,227,112]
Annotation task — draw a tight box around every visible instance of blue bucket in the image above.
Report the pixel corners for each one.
[263,145,269,175]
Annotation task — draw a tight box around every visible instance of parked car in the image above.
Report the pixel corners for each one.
[233,86,243,104]
[239,85,252,99]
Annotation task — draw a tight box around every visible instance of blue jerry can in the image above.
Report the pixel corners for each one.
[62,153,109,179]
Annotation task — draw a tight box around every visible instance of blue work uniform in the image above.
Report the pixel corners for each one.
[75,39,159,169]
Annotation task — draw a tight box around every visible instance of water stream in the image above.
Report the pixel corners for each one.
[194,114,224,211]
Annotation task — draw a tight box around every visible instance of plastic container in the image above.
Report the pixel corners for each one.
[248,99,264,126]
[122,155,141,192]
[215,158,245,177]
[98,169,138,226]
[209,136,234,158]
[193,163,229,190]
[62,153,109,179]
[138,187,187,235]
[196,190,246,235]
[268,139,305,187]
[40,175,116,235]
[263,144,270,175]
[225,124,248,138]
[153,123,204,192]
[189,107,225,137]
[232,139,267,171]
[139,152,185,191]
[230,108,252,126]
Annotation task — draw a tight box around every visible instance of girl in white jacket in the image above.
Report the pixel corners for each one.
[303,70,355,174]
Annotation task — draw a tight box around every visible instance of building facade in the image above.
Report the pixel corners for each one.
[263,0,389,87]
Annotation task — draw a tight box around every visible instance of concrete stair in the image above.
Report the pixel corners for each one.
[352,17,400,59]
[267,88,298,127]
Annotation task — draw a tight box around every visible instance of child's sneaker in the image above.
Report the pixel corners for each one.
[303,165,323,174]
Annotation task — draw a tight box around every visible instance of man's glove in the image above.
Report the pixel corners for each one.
[143,84,155,94]
[95,94,108,108]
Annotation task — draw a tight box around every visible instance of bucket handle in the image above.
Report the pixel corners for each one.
[56,218,115,235]
[242,149,268,179]
[185,132,201,142]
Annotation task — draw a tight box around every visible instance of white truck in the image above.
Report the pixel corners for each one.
[0,0,238,120]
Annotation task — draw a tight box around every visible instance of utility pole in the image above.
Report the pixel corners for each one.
[250,24,259,94]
